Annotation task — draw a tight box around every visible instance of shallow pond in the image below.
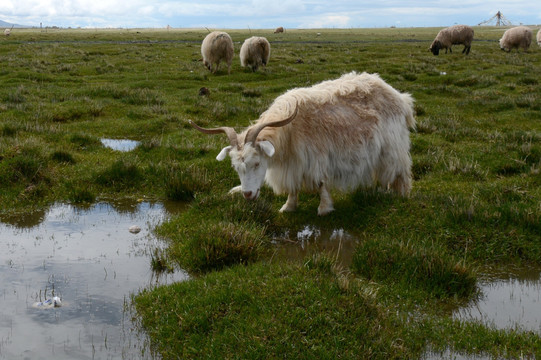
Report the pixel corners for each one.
[454,265,541,332]
[0,200,186,360]
[275,225,359,267]
[101,138,140,152]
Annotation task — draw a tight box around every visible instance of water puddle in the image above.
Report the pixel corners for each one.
[101,138,140,151]
[274,225,359,267]
[0,200,187,359]
[453,265,541,332]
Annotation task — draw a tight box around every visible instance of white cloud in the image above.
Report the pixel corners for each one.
[1,0,541,28]
[301,15,351,28]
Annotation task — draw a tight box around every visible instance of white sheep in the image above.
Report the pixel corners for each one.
[429,25,474,55]
[274,27,284,34]
[4,29,11,36]
[537,29,541,47]
[240,36,270,72]
[201,31,234,74]
[190,72,415,216]
[499,26,532,52]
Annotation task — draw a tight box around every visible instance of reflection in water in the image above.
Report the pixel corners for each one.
[0,201,187,360]
[454,265,541,332]
[274,225,359,267]
[101,138,140,152]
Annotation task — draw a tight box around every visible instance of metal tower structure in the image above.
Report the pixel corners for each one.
[478,11,513,26]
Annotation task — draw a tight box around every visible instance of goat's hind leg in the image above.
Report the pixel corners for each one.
[317,183,334,216]
[390,172,411,197]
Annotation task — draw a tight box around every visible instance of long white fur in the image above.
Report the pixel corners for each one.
[215,71,415,215]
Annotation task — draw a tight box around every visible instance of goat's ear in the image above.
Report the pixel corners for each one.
[216,146,232,161]
[257,140,275,157]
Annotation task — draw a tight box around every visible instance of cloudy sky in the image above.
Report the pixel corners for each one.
[1,0,540,29]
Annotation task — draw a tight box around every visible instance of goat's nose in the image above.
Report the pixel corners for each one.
[243,191,252,199]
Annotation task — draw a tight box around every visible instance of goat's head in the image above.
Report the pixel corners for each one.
[190,106,297,200]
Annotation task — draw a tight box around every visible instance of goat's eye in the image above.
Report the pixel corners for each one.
[254,162,260,168]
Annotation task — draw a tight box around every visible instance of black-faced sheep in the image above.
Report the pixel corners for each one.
[240,36,270,72]
[499,26,532,52]
[429,25,474,55]
[190,72,415,216]
[201,31,234,74]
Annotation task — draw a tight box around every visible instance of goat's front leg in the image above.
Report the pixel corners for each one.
[279,192,298,213]
[318,183,334,216]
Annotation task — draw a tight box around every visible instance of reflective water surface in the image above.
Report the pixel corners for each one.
[274,225,359,267]
[101,138,140,152]
[0,201,187,360]
[454,265,541,332]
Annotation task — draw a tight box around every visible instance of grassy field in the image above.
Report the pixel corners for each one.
[1,26,541,358]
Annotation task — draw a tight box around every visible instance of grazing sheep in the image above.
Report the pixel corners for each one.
[190,72,415,216]
[240,36,270,72]
[499,26,532,52]
[4,29,11,36]
[536,29,541,47]
[429,25,474,55]
[201,31,234,74]
[274,26,284,34]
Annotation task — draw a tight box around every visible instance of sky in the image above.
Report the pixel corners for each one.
[1,0,540,29]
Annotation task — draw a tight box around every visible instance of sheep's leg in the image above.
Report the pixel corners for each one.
[317,183,334,216]
[279,193,298,213]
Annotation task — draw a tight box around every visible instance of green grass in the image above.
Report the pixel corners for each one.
[1,27,541,358]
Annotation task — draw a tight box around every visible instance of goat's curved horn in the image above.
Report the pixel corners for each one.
[189,120,239,149]
[245,104,298,145]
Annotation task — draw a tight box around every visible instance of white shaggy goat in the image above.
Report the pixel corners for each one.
[430,25,474,55]
[536,28,541,47]
[4,28,11,36]
[499,26,532,52]
[201,31,234,74]
[190,72,415,215]
[240,36,270,72]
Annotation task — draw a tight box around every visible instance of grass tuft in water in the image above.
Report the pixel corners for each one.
[351,237,477,298]
[95,160,142,189]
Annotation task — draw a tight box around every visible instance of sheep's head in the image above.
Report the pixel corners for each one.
[189,106,297,200]
[430,40,441,55]
[203,60,211,71]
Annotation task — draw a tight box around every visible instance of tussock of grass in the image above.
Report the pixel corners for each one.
[165,220,268,274]
[352,237,476,298]
[95,159,142,189]
[135,259,404,359]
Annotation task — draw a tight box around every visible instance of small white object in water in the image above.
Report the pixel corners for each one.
[33,296,62,309]
[129,225,141,234]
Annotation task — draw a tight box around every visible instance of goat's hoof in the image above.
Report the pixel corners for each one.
[279,204,296,213]
[317,206,334,216]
